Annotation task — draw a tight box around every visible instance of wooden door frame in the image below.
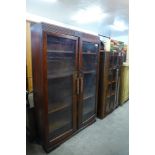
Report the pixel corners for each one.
[78,37,100,128]
[42,31,79,145]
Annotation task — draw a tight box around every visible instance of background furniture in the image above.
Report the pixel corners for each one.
[31,22,100,152]
[97,50,123,119]
[26,21,33,92]
[119,63,129,105]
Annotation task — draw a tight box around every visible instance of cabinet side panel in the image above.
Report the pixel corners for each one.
[97,52,104,117]
[97,52,110,118]
[103,52,110,116]
[31,24,46,144]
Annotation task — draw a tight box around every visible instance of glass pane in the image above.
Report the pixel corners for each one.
[108,69,113,81]
[82,54,97,71]
[82,41,98,53]
[48,107,72,139]
[110,95,115,110]
[82,41,98,71]
[81,41,98,123]
[109,53,113,67]
[82,96,96,122]
[83,73,96,98]
[82,73,96,122]
[118,53,123,65]
[47,35,75,53]
[111,83,116,94]
[112,69,117,81]
[47,76,73,112]
[46,35,76,138]
[47,52,75,78]
[113,53,118,66]
[47,35,76,78]
[106,84,111,97]
[106,97,110,113]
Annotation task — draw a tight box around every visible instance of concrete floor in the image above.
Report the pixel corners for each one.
[27,101,129,155]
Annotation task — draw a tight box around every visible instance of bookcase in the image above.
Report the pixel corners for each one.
[97,51,123,119]
[31,22,100,152]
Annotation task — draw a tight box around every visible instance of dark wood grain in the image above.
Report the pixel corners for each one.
[31,22,100,152]
[77,38,100,128]
[97,51,123,119]
[31,24,47,146]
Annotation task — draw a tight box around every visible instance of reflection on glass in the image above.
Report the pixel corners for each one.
[83,73,96,98]
[82,96,95,121]
[113,53,118,66]
[82,41,98,71]
[82,73,96,122]
[47,35,75,52]
[82,41,98,53]
[46,35,76,138]
[47,35,76,78]
[110,95,115,110]
[107,84,111,97]
[111,83,116,94]
[108,69,113,81]
[48,107,72,139]
[109,53,113,67]
[106,97,110,113]
[112,69,116,81]
[81,41,98,122]
[47,52,75,78]
[48,76,73,112]
[82,54,97,71]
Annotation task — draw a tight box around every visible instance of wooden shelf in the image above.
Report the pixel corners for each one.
[82,70,96,74]
[82,53,96,55]
[83,107,94,116]
[47,72,73,79]
[83,94,94,100]
[109,66,119,70]
[48,122,71,139]
[47,49,74,54]
[48,103,71,114]
[49,120,71,133]
[47,58,73,62]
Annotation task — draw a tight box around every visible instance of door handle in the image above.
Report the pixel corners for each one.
[80,77,83,93]
[76,78,80,95]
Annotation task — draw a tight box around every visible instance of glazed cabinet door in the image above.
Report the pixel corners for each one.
[78,39,99,127]
[44,33,78,143]
[105,52,120,114]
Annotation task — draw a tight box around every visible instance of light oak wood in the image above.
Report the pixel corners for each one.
[26,21,33,92]
[119,64,129,104]
[27,77,33,92]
